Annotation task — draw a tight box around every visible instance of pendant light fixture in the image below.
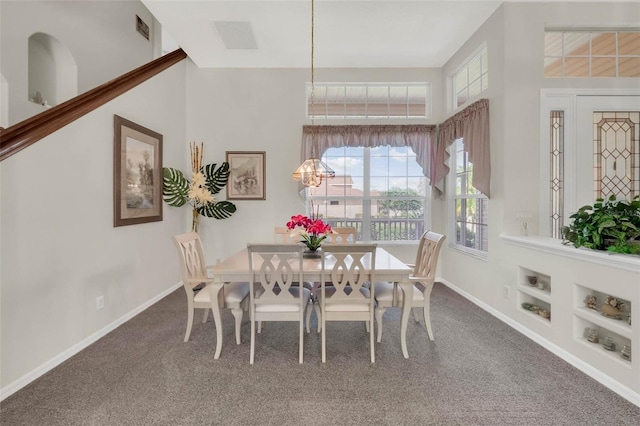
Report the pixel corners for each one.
[292,0,335,187]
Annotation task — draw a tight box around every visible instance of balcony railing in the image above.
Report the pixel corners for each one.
[326,218,425,241]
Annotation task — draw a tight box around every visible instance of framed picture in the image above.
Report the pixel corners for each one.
[226,151,266,200]
[113,115,163,226]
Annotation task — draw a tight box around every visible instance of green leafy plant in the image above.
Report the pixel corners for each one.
[162,143,236,231]
[561,195,640,255]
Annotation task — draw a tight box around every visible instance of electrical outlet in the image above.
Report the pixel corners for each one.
[96,295,104,310]
[503,285,511,299]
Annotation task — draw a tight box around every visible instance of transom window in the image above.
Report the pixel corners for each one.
[309,145,428,242]
[307,83,430,119]
[452,46,488,110]
[451,139,488,255]
[544,31,640,78]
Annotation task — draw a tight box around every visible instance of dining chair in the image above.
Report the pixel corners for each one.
[273,226,315,333]
[173,232,250,345]
[318,244,377,363]
[326,227,357,244]
[247,244,311,364]
[374,231,446,342]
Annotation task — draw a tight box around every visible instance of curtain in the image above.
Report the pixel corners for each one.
[300,124,437,178]
[430,99,491,198]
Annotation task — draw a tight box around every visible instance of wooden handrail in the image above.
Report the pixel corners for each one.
[0,48,187,162]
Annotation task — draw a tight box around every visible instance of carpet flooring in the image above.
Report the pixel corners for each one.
[1,283,639,425]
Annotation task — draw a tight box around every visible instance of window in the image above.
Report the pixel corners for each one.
[452,46,488,110]
[541,92,640,239]
[309,145,428,242]
[544,31,640,78]
[451,139,488,255]
[307,83,430,119]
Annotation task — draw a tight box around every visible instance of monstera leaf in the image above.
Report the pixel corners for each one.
[162,167,189,207]
[202,163,230,195]
[197,200,237,219]
[162,162,237,222]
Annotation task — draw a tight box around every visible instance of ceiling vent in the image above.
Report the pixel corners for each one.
[211,21,257,49]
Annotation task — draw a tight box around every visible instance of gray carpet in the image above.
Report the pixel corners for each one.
[1,283,639,425]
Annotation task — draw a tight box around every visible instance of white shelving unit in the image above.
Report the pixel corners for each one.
[502,235,639,405]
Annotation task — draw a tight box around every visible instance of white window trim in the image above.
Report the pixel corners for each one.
[450,42,488,114]
[313,146,431,243]
[447,141,489,260]
[306,82,431,120]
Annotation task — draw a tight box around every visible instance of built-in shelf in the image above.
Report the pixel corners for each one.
[518,283,551,304]
[517,265,551,322]
[576,336,633,367]
[574,307,632,339]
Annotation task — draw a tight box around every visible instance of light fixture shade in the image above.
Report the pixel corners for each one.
[292,157,335,187]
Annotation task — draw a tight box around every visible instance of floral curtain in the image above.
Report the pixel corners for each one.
[430,99,491,198]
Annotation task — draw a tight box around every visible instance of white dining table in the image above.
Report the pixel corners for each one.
[207,246,414,359]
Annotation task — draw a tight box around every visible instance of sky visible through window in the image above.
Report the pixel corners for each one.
[321,146,424,194]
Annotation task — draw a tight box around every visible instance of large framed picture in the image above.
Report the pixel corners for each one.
[226,151,266,200]
[113,115,163,227]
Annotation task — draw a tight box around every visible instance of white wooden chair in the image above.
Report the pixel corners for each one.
[318,244,377,363]
[173,232,249,345]
[326,227,357,244]
[273,227,315,333]
[247,244,311,364]
[374,231,446,342]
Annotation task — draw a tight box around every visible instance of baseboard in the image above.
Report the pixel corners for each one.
[437,278,640,408]
[0,282,182,402]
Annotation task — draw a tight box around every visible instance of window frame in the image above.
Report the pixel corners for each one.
[306,82,431,120]
[309,145,431,244]
[451,44,489,111]
[448,138,489,259]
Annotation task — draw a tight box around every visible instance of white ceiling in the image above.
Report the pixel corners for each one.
[142,0,507,68]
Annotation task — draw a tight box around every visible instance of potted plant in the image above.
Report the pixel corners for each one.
[561,195,640,255]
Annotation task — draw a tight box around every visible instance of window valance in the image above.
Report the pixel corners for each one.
[301,124,437,179]
[299,100,489,198]
[431,99,490,197]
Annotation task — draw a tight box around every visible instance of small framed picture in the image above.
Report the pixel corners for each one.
[113,115,163,226]
[226,151,266,200]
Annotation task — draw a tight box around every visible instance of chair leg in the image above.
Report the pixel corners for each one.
[231,307,243,345]
[365,320,369,333]
[321,313,326,363]
[423,283,435,341]
[202,308,210,323]
[375,306,386,343]
[423,303,434,341]
[299,314,304,364]
[315,303,321,333]
[370,315,375,363]
[184,303,194,343]
[305,300,312,334]
[250,314,255,365]
[258,321,263,334]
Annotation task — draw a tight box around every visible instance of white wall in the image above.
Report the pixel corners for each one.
[0,0,158,125]
[437,1,640,402]
[0,61,187,393]
[184,63,442,264]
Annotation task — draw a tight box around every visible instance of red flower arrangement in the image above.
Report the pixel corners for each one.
[286,214,333,251]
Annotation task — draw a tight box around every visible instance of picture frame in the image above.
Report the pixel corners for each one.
[113,115,163,227]
[226,151,266,200]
